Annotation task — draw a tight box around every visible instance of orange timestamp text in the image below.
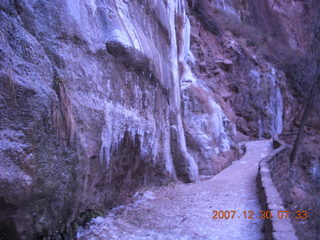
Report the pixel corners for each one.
[212,210,308,220]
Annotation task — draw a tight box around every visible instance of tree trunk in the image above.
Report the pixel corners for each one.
[289,77,320,166]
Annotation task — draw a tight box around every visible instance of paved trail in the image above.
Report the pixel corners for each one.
[78,140,272,240]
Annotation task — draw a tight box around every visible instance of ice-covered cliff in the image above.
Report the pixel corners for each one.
[2,0,315,238]
[0,0,239,238]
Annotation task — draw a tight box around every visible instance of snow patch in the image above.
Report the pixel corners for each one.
[258,117,263,139]
[250,69,260,89]
[87,0,97,13]
[181,67,197,89]
[66,0,81,23]
[133,190,156,202]
[76,190,157,239]
[108,29,132,47]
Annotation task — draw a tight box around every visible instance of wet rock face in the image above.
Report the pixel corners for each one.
[0,0,239,238]
[191,0,320,239]
[187,0,316,139]
[1,0,316,238]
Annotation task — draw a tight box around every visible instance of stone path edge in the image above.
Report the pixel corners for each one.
[256,137,299,240]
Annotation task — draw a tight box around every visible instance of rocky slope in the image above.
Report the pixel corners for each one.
[0,0,318,239]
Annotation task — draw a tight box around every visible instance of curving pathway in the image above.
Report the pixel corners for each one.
[77,140,272,240]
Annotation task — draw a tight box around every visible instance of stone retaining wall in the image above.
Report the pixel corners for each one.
[256,138,298,240]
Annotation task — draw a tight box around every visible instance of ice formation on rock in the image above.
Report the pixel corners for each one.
[99,102,157,168]
[176,0,234,174]
[267,67,283,136]
[168,0,199,181]
[250,66,283,137]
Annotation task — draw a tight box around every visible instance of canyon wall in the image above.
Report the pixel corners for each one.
[0,0,240,239]
[0,0,318,239]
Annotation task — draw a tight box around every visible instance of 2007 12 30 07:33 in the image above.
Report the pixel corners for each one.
[211,210,308,220]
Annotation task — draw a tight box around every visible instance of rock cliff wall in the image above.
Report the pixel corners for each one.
[0,0,239,238]
[0,0,318,239]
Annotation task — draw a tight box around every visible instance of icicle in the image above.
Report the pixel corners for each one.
[275,87,283,134]
[166,0,199,181]
[99,102,157,168]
